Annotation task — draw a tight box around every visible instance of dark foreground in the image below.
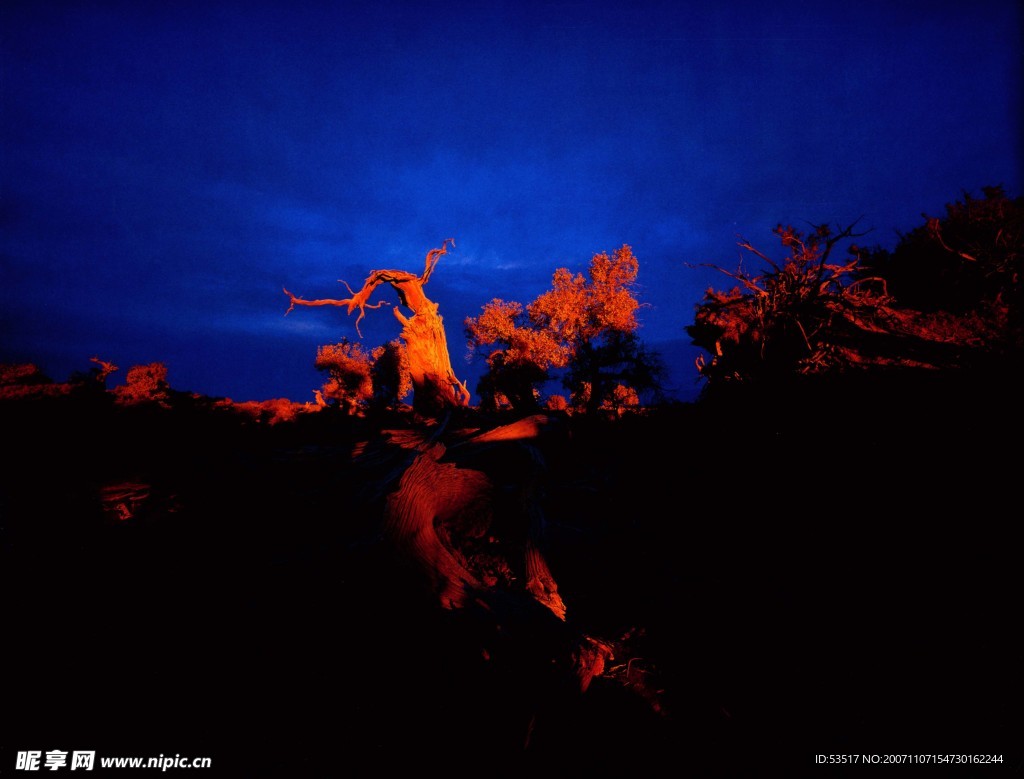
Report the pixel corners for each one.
[2,372,1021,776]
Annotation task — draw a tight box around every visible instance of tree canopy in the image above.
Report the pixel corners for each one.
[114,362,171,406]
[466,245,662,412]
[315,340,374,414]
[312,337,412,414]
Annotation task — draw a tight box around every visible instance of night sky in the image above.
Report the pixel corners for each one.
[2,0,1020,404]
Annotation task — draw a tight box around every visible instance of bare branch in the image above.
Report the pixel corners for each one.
[793,316,813,353]
[928,217,978,262]
[284,287,352,315]
[451,374,471,407]
[694,262,768,296]
[283,286,389,336]
[421,238,455,284]
[811,219,872,291]
[847,276,890,296]
[736,236,782,273]
[89,356,119,381]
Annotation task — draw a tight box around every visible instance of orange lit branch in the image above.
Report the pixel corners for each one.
[89,356,119,382]
[928,217,979,263]
[283,239,455,335]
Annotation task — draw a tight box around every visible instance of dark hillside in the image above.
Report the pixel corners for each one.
[2,366,1019,775]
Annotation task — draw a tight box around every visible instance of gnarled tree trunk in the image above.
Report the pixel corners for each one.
[285,239,470,417]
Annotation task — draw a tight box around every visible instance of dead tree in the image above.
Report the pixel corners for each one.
[285,239,470,417]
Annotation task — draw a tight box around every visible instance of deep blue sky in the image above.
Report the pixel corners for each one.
[2,1,1020,403]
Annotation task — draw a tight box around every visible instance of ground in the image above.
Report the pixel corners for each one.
[1,368,1020,776]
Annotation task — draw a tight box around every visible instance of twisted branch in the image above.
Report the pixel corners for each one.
[283,284,390,337]
[422,238,455,284]
[283,241,456,336]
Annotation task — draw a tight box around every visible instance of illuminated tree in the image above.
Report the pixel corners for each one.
[544,393,569,411]
[285,239,470,417]
[465,298,561,411]
[688,223,884,384]
[0,363,65,400]
[689,187,1023,389]
[315,339,373,414]
[602,383,641,416]
[2,358,119,401]
[228,397,308,425]
[467,245,662,412]
[114,362,171,406]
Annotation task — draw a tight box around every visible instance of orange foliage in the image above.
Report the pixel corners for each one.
[0,363,70,400]
[113,363,171,406]
[315,340,373,414]
[1,358,124,401]
[528,245,640,344]
[602,384,640,416]
[469,298,569,368]
[545,394,569,411]
[1,363,48,386]
[225,397,309,425]
[467,245,654,411]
